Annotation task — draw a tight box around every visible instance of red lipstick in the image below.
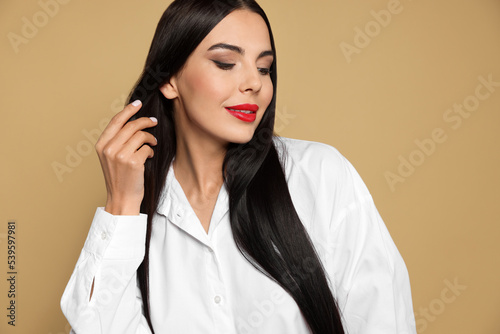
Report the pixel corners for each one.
[225,104,259,122]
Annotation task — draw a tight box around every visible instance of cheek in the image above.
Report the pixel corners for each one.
[261,80,274,108]
[183,68,231,107]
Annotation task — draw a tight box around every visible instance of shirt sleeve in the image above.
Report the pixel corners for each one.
[324,157,417,334]
[60,207,152,334]
[280,138,417,333]
[331,195,417,334]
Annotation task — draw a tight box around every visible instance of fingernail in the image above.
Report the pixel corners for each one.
[149,117,158,123]
[132,100,141,106]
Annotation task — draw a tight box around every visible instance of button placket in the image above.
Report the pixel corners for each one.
[204,246,225,308]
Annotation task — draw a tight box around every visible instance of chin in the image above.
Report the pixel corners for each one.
[225,130,256,145]
[229,136,254,145]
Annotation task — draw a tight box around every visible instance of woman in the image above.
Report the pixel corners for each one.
[61,0,417,333]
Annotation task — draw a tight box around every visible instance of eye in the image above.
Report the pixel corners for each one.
[258,67,272,76]
[212,60,235,70]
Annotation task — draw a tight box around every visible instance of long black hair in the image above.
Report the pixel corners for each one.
[127,0,344,333]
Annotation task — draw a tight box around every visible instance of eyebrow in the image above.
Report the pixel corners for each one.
[207,43,274,59]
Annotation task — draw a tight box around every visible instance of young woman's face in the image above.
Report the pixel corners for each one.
[160,9,274,146]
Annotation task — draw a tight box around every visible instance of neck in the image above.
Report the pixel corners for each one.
[173,128,227,199]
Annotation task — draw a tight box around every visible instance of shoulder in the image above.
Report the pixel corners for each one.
[273,136,348,188]
[274,136,346,167]
[273,136,371,200]
[273,136,374,229]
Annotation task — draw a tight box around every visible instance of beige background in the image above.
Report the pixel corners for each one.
[1,0,499,333]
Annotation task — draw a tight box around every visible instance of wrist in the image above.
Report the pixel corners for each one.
[104,199,141,216]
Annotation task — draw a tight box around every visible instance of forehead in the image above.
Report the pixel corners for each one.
[198,9,272,53]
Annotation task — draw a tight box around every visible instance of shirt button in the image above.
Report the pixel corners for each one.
[214,295,222,304]
[101,232,107,240]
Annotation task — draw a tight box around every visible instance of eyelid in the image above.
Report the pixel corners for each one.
[258,67,272,75]
[211,59,235,70]
[212,59,234,65]
[211,59,272,75]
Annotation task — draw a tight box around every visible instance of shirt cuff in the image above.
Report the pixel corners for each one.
[83,207,148,260]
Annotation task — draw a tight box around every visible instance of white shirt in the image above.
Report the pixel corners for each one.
[61,137,417,334]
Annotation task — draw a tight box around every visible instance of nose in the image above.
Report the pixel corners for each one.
[239,61,262,94]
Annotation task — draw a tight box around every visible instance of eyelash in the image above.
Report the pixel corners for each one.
[212,60,272,76]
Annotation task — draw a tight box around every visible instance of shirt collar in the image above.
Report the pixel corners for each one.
[156,160,229,243]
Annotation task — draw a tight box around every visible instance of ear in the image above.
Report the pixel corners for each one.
[159,76,179,99]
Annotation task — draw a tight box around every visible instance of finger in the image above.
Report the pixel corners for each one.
[120,131,157,156]
[98,100,143,145]
[136,144,155,162]
[97,116,157,157]
[110,116,158,148]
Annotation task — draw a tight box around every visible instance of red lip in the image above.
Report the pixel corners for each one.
[226,104,259,112]
[225,108,256,122]
[225,103,259,123]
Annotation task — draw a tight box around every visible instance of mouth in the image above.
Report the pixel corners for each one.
[226,108,254,114]
[225,103,259,122]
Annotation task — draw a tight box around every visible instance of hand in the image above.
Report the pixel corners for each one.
[95,100,158,215]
